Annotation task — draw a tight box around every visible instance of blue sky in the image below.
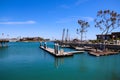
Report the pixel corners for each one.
[0,0,120,40]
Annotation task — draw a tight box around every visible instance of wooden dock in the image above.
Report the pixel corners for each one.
[0,39,9,47]
[88,50,119,57]
[40,46,85,57]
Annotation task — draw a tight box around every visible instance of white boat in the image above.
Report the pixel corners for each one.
[75,47,85,50]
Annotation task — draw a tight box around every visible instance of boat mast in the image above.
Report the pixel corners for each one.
[62,28,65,42]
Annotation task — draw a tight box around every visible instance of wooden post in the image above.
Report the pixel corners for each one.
[54,43,57,54]
[0,42,2,47]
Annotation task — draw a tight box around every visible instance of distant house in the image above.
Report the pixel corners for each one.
[96,32,120,40]
[96,34,112,40]
[112,32,120,39]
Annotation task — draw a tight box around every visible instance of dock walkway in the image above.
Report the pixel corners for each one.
[88,49,119,56]
[40,46,84,57]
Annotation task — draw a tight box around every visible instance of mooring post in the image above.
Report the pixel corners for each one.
[45,42,47,48]
[4,42,8,47]
[0,40,9,47]
[44,42,47,49]
[0,42,2,47]
[40,42,42,47]
[57,43,59,54]
[54,43,57,54]
[1,42,3,47]
[56,43,58,54]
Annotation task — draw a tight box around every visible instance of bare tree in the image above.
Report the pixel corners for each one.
[95,10,120,51]
[95,10,120,35]
[77,20,90,42]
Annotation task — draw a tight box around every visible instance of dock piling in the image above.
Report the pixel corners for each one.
[0,39,9,47]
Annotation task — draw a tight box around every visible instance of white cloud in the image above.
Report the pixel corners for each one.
[0,20,36,24]
[59,0,90,10]
[56,16,94,24]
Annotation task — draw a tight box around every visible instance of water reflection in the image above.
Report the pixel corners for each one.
[54,57,64,69]
[0,47,9,58]
[41,50,47,59]
[79,55,87,72]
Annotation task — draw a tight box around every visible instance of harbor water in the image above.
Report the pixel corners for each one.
[0,42,120,80]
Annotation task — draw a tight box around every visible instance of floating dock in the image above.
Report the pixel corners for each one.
[0,39,9,47]
[40,46,85,57]
[88,50,119,57]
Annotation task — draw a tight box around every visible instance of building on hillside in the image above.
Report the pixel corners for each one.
[96,34,112,40]
[112,32,120,39]
[96,32,120,40]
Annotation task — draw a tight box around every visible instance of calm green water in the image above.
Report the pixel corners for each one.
[0,42,120,80]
